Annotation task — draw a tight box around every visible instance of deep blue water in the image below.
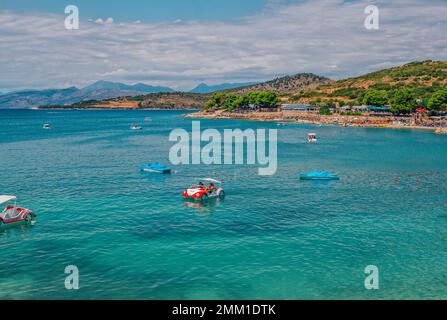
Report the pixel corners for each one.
[0,109,447,299]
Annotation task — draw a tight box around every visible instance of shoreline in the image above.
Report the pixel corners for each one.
[34,107,199,111]
[7,108,446,134]
[184,110,447,134]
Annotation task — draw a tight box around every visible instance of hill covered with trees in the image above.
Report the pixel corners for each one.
[228,73,332,95]
[290,60,447,114]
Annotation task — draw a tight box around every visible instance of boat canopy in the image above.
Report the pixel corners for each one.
[201,178,222,184]
[308,133,317,136]
[0,195,16,205]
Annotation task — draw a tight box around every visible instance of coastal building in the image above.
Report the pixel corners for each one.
[248,104,259,110]
[366,106,392,117]
[339,106,352,112]
[352,105,368,112]
[366,106,392,113]
[350,105,392,115]
[281,104,319,112]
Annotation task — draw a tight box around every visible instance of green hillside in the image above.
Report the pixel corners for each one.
[291,60,447,113]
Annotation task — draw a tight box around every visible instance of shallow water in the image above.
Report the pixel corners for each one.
[0,109,446,299]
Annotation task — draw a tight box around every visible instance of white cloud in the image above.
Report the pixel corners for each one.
[95,17,113,25]
[0,0,446,92]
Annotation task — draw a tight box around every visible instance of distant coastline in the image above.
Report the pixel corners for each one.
[184,60,447,135]
[37,106,199,111]
[36,92,209,111]
[184,110,447,134]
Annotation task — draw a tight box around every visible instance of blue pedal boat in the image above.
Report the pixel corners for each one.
[141,163,171,174]
[300,171,339,181]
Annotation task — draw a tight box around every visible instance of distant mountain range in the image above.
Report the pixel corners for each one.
[40,73,333,110]
[0,74,332,109]
[0,81,174,109]
[190,82,259,94]
[0,80,262,108]
[82,81,174,93]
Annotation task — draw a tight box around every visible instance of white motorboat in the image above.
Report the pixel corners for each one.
[307,133,317,143]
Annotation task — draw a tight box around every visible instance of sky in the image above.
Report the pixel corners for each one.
[0,0,446,92]
[0,0,269,22]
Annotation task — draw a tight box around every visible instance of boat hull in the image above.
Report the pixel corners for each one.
[300,171,339,180]
[182,188,225,202]
[300,176,339,181]
[0,209,36,228]
[142,168,171,174]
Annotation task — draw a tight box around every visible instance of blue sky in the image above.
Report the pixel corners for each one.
[0,0,446,92]
[0,0,272,22]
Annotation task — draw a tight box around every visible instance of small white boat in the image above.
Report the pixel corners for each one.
[307,133,317,143]
[144,117,152,122]
[130,124,142,130]
[43,123,51,130]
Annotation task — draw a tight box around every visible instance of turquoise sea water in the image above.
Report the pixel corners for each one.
[0,109,447,300]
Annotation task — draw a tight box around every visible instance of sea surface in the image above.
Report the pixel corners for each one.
[0,109,446,300]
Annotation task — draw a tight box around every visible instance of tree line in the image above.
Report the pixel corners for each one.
[203,87,447,115]
[362,87,447,114]
[308,87,447,115]
[204,92,279,111]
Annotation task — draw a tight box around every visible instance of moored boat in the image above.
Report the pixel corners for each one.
[130,124,142,130]
[307,133,317,143]
[0,195,36,228]
[141,163,171,174]
[300,171,339,181]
